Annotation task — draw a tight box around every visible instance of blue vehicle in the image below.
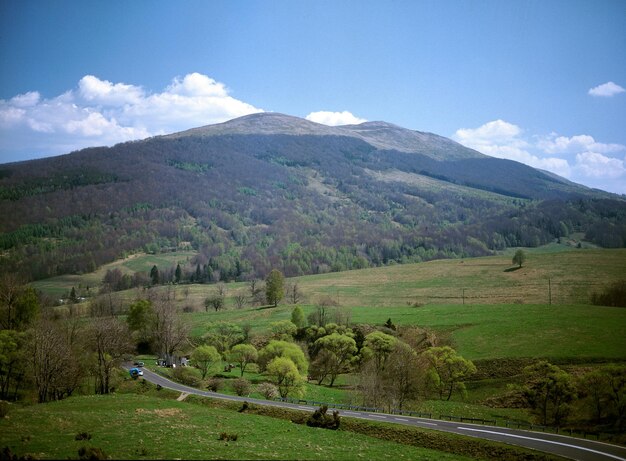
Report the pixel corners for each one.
[129,367,144,379]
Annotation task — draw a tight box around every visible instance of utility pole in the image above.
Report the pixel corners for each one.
[548,278,552,306]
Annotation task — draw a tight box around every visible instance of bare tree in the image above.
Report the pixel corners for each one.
[87,317,133,394]
[29,318,78,403]
[233,290,247,309]
[152,293,190,366]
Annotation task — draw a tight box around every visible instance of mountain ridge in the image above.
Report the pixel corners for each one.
[0,112,624,282]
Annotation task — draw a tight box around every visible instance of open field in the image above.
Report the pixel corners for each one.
[32,246,626,307]
[0,391,476,460]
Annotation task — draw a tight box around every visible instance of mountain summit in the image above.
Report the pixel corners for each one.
[0,113,623,281]
[169,112,484,160]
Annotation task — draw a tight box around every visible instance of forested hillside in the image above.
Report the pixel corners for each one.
[1,113,625,282]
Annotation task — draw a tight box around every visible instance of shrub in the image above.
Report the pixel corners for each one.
[78,446,108,460]
[171,367,201,387]
[591,280,626,307]
[218,432,238,441]
[232,377,251,396]
[0,401,9,418]
[257,382,279,400]
[306,405,341,430]
[74,432,92,441]
[206,377,224,392]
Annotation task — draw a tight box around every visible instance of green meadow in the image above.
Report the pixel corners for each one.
[0,391,475,460]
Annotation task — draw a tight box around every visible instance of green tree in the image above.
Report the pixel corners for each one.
[362,331,396,372]
[311,333,357,386]
[191,345,222,380]
[512,249,526,268]
[174,264,182,284]
[0,329,27,400]
[228,344,258,377]
[266,356,305,398]
[204,295,224,312]
[523,361,576,426]
[203,322,244,355]
[269,320,297,341]
[150,265,160,285]
[265,269,285,307]
[291,306,306,329]
[258,340,308,375]
[424,346,477,401]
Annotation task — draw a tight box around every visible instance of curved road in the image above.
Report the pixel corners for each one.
[136,367,626,461]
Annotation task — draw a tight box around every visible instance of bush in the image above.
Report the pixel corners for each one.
[218,432,238,441]
[256,382,279,400]
[0,401,9,418]
[171,367,201,387]
[306,405,341,430]
[78,446,108,460]
[232,378,251,396]
[591,280,626,307]
[74,432,92,441]
[206,377,224,392]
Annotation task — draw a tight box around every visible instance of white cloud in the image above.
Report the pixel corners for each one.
[306,110,366,126]
[0,73,263,160]
[453,120,626,193]
[78,75,144,105]
[537,134,624,155]
[574,152,625,179]
[588,81,625,97]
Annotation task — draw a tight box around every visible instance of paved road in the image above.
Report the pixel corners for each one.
[135,367,626,461]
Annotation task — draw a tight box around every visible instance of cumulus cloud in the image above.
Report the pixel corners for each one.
[453,120,626,194]
[0,73,263,161]
[306,110,367,126]
[588,81,625,97]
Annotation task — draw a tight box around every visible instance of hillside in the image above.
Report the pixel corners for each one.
[1,113,625,282]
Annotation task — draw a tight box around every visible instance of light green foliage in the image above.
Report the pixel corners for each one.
[266,356,305,398]
[258,340,308,375]
[290,306,306,329]
[191,345,221,380]
[202,322,244,354]
[228,344,258,377]
[265,269,285,307]
[523,361,576,426]
[269,319,297,341]
[362,331,397,371]
[312,333,357,386]
[424,346,477,401]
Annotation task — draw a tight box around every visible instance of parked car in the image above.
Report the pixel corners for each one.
[134,361,145,367]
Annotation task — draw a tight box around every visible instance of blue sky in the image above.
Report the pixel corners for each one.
[1,0,625,193]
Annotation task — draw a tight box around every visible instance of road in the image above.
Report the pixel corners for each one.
[136,367,626,461]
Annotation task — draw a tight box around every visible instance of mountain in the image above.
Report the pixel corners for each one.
[0,113,625,282]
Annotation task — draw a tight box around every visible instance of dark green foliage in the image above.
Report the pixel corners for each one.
[0,401,9,418]
[512,249,526,268]
[1,115,624,283]
[218,432,238,441]
[591,280,626,307]
[306,405,341,430]
[77,446,108,460]
[74,432,92,441]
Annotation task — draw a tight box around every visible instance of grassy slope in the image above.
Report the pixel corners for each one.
[33,247,626,362]
[0,392,475,461]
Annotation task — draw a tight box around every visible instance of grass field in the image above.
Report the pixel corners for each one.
[0,390,475,460]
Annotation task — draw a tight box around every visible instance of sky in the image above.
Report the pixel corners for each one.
[1,0,625,194]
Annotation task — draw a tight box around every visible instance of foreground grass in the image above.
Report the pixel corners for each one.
[0,392,478,461]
